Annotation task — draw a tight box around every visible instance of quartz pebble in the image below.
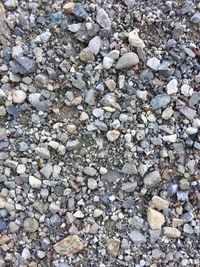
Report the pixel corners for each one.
[151,196,169,210]
[166,79,178,95]
[96,8,111,29]
[12,90,27,104]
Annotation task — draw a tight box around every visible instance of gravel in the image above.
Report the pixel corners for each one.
[0,1,199,266]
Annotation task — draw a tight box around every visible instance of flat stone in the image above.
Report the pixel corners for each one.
[180,107,196,121]
[115,52,139,69]
[40,163,53,179]
[66,140,80,151]
[101,170,123,183]
[106,130,120,141]
[24,218,39,232]
[88,36,101,55]
[121,162,137,175]
[12,57,37,74]
[106,238,120,257]
[147,57,160,71]
[162,107,174,120]
[144,170,161,188]
[9,222,19,233]
[96,8,111,29]
[150,94,170,110]
[163,227,181,238]
[129,230,146,244]
[147,208,165,230]
[73,210,84,218]
[122,182,137,192]
[83,166,97,177]
[151,196,169,210]
[53,235,83,256]
[162,134,177,143]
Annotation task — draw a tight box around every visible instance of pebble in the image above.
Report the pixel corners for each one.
[74,210,84,218]
[150,94,170,110]
[66,140,80,151]
[87,178,97,190]
[180,107,196,121]
[35,74,47,88]
[0,197,6,208]
[53,235,83,256]
[190,12,200,23]
[12,57,37,74]
[96,8,111,29]
[29,176,42,189]
[150,196,169,210]
[36,147,50,159]
[88,36,101,55]
[105,79,116,91]
[106,238,120,257]
[115,52,139,69]
[162,107,174,120]
[0,128,7,141]
[166,79,178,95]
[9,222,19,233]
[24,218,39,232]
[0,219,7,231]
[129,230,146,244]
[128,29,145,49]
[147,57,160,71]
[40,163,53,179]
[103,56,114,69]
[80,47,94,63]
[40,31,51,43]
[144,170,161,188]
[122,182,137,192]
[147,208,165,230]
[163,227,181,238]
[162,134,177,143]
[106,130,120,141]
[12,90,27,104]
[16,164,26,174]
[181,84,193,97]
[84,166,97,176]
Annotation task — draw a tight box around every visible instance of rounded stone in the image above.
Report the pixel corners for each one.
[115,52,139,69]
[87,178,98,190]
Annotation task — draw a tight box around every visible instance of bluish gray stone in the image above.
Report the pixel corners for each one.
[12,57,37,74]
[150,94,170,110]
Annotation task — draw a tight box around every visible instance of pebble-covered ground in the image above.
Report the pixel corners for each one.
[0,0,200,266]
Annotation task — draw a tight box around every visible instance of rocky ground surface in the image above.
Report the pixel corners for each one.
[0,0,200,266]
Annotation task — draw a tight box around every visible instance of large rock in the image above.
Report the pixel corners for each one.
[147,208,165,230]
[115,52,139,69]
[53,235,83,256]
[144,170,161,188]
